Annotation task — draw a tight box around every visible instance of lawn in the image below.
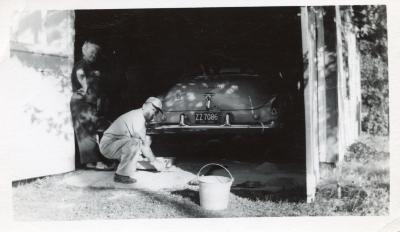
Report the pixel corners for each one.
[12,134,389,220]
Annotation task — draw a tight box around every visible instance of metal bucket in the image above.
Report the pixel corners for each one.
[197,163,234,210]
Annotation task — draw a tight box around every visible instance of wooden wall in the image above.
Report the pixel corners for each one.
[301,6,361,202]
[7,10,76,180]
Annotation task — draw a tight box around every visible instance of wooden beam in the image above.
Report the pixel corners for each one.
[336,6,346,163]
[316,7,327,163]
[301,6,319,203]
[321,6,340,163]
[345,12,362,141]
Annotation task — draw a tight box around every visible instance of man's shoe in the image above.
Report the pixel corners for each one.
[114,173,137,184]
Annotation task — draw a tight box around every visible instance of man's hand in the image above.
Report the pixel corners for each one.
[144,135,152,147]
[91,70,101,77]
[151,159,166,172]
[76,88,86,96]
[141,145,156,163]
[76,69,88,93]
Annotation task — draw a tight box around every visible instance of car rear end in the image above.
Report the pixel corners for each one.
[147,74,288,135]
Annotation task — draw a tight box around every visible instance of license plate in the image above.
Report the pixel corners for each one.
[195,112,220,124]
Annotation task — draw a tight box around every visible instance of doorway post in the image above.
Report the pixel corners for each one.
[301,6,319,203]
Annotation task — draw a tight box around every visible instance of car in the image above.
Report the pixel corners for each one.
[147,64,292,135]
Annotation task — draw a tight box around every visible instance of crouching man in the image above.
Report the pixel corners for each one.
[100,97,166,184]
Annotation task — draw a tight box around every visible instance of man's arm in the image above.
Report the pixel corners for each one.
[141,145,156,163]
[140,141,166,171]
[76,69,88,94]
[129,131,146,142]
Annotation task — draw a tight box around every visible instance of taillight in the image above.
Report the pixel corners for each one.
[252,113,260,120]
[271,107,278,116]
[161,114,167,122]
[271,97,279,116]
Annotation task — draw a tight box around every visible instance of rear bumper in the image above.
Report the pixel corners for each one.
[147,123,282,135]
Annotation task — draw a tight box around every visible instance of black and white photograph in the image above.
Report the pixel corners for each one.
[0,0,398,231]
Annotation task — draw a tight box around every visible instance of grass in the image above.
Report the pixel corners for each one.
[316,134,390,215]
[12,133,389,219]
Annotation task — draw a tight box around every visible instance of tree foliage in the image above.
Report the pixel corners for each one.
[351,5,388,135]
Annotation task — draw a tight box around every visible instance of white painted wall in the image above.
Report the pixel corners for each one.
[3,10,75,180]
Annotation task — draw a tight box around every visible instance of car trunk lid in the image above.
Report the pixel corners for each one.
[162,75,278,111]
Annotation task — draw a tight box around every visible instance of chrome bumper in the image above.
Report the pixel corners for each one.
[147,123,281,135]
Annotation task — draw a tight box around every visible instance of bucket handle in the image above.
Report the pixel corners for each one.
[197,163,233,181]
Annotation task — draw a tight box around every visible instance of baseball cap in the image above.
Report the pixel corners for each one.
[145,97,163,113]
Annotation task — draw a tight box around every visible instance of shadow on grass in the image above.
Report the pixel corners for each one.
[318,184,367,201]
[171,187,307,204]
[231,187,307,203]
[88,186,219,218]
[171,189,200,205]
[137,189,219,218]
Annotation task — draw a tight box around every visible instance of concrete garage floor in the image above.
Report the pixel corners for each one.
[62,160,305,193]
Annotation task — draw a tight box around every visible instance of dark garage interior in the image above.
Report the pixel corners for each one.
[74,7,305,163]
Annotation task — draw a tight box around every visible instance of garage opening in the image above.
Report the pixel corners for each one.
[74,7,306,194]
[10,5,368,212]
